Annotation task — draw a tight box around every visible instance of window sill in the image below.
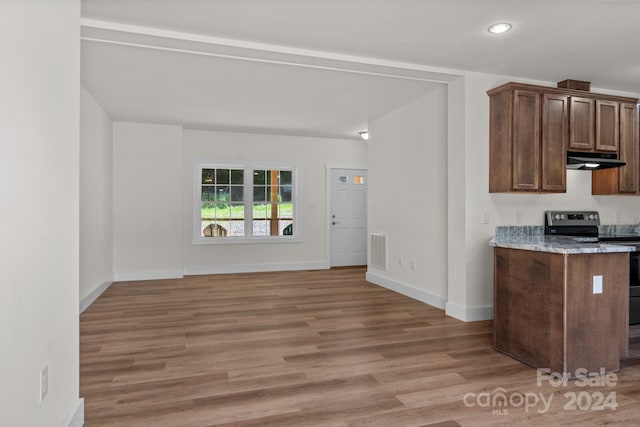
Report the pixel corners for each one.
[192,236,302,245]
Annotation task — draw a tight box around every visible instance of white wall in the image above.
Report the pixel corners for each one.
[366,86,449,308]
[182,129,367,274]
[462,72,640,314]
[80,86,113,308]
[113,122,183,280]
[0,0,82,425]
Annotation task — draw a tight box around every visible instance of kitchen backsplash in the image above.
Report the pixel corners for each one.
[495,224,640,237]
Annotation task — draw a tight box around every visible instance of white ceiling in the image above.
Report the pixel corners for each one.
[81,0,640,140]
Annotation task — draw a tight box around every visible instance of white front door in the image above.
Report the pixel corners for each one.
[330,168,367,267]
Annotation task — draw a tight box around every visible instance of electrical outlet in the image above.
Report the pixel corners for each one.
[515,211,523,224]
[481,212,490,224]
[40,366,48,402]
[593,275,603,294]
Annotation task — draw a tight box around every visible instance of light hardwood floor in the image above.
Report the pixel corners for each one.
[80,267,640,426]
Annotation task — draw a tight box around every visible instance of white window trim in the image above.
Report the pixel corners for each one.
[192,160,300,245]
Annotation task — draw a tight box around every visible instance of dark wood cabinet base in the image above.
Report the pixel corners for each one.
[494,248,629,375]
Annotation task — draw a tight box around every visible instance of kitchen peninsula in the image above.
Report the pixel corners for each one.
[490,227,632,375]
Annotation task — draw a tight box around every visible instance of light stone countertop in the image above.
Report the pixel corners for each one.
[489,234,636,254]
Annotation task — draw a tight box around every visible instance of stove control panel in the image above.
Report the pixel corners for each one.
[545,210,600,227]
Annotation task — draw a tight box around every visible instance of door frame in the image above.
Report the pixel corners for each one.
[325,163,368,268]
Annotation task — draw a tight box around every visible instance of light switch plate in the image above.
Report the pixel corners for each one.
[593,275,603,294]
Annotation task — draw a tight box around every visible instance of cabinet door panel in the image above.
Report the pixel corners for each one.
[596,100,619,152]
[619,103,638,193]
[569,97,595,151]
[512,91,541,190]
[542,94,568,191]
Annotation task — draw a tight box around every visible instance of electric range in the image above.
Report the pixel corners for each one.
[545,210,640,324]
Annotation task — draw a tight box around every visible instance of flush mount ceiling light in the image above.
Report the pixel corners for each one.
[488,23,512,34]
[358,131,369,141]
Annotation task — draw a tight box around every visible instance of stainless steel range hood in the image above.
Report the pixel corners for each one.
[566,151,626,170]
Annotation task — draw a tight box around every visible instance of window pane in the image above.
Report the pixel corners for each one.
[230,203,244,219]
[230,169,243,184]
[253,220,269,236]
[280,170,292,185]
[281,221,293,236]
[254,170,266,185]
[338,175,347,183]
[214,202,229,219]
[253,186,266,202]
[201,202,215,219]
[280,185,292,202]
[267,203,278,217]
[253,203,268,219]
[278,203,293,218]
[202,169,215,184]
[202,186,216,201]
[216,186,230,203]
[229,220,244,237]
[202,222,229,237]
[268,186,279,202]
[216,169,230,184]
[230,185,243,202]
[354,175,364,184]
[265,170,273,185]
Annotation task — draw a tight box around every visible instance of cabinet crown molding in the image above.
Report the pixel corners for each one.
[487,82,638,104]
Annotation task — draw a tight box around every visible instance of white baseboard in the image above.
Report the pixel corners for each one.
[60,398,84,427]
[365,271,447,310]
[445,301,494,322]
[366,271,494,322]
[113,269,184,282]
[184,261,329,276]
[80,279,113,313]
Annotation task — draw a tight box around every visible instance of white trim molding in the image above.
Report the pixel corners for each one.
[366,271,447,310]
[445,302,494,322]
[113,269,184,282]
[80,19,462,84]
[61,398,84,427]
[80,279,113,313]
[184,261,328,276]
[366,271,494,322]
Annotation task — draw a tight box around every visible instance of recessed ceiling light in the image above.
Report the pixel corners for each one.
[488,23,512,34]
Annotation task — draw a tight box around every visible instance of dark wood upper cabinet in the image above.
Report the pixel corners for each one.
[595,100,619,152]
[489,82,639,195]
[619,103,640,193]
[488,89,542,192]
[488,86,564,193]
[593,102,639,194]
[512,91,541,191]
[569,97,595,151]
[541,94,568,191]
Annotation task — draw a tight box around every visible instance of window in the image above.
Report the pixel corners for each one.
[195,162,296,243]
[201,168,245,237]
[252,169,293,237]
